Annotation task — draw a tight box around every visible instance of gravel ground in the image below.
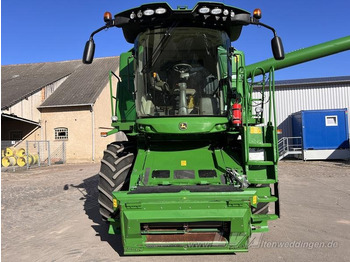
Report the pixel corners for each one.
[1,160,350,262]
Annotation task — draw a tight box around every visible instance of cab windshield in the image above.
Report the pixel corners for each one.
[135,27,230,117]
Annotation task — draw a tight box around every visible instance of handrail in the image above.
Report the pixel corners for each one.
[240,66,250,164]
[109,71,121,118]
[244,65,277,163]
[270,67,279,162]
[278,136,302,159]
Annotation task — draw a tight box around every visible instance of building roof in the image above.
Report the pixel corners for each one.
[1,57,119,110]
[39,57,119,108]
[275,76,350,87]
[2,113,40,126]
[1,60,82,109]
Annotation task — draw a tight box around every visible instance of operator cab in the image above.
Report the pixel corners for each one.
[135,27,230,117]
[82,2,285,123]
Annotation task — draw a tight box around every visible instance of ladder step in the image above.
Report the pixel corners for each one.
[258,196,278,203]
[248,179,276,184]
[249,143,272,148]
[252,214,279,222]
[247,160,274,166]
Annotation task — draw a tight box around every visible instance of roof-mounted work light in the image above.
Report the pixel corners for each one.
[143,9,155,16]
[155,7,167,14]
[198,6,210,14]
[211,7,222,15]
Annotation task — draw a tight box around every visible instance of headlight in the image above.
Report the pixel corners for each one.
[130,12,136,19]
[137,10,143,18]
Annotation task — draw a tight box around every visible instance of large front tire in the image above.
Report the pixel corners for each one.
[98,141,135,221]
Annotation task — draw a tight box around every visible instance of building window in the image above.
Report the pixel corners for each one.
[325,116,338,126]
[55,127,68,140]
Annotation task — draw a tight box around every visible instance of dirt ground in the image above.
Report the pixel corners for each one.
[1,160,350,262]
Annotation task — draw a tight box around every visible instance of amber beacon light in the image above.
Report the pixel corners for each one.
[253,8,262,19]
[104,11,112,22]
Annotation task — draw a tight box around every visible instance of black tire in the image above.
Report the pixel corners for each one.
[251,184,270,215]
[98,141,135,221]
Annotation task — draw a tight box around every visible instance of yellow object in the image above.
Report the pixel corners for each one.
[17,157,26,167]
[31,154,39,165]
[181,160,187,166]
[16,148,26,157]
[113,199,118,208]
[1,150,4,158]
[2,156,16,167]
[252,195,258,205]
[188,95,194,109]
[27,155,34,165]
[5,147,16,157]
[250,127,262,134]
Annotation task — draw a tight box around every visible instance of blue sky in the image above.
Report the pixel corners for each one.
[1,0,350,80]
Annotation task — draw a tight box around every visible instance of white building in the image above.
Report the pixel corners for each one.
[273,76,350,137]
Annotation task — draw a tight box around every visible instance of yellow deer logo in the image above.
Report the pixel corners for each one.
[179,122,188,130]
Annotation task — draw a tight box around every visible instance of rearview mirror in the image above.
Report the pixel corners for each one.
[271,36,285,60]
[82,39,95,64]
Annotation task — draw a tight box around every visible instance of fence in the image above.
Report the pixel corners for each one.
[1,140,66,169]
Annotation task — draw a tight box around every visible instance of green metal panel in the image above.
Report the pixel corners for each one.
[128,141,244,188]
[113,190,255,255]
[136,117,228,134]
[115,51,136,130]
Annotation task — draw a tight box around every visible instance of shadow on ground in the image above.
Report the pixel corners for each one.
[334,159,350,167]
[65,174,124,256]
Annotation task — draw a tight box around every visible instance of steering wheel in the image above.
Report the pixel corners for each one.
[173,63,192,74]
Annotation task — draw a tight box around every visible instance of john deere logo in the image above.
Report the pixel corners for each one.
[179,122,188,130]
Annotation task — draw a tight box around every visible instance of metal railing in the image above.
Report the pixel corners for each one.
[278,137,302,160]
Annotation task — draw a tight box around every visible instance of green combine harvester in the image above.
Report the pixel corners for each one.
[82,2,350,255]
